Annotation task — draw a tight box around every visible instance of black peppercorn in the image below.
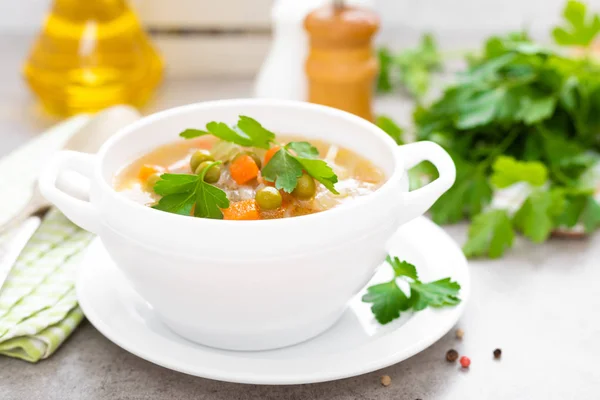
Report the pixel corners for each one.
[493,348,502,359]
[446,349,459,362]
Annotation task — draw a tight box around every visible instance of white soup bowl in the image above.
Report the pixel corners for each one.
[39,99,456,351]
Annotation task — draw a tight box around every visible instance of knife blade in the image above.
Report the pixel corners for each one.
[0,216,42,291]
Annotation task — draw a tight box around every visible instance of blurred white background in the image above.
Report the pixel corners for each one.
[0,0,598,77]
[1,0,598,41]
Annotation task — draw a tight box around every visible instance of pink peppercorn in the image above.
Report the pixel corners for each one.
[460,356,471,368]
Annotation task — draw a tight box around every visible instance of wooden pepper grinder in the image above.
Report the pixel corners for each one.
[304,0,379,121]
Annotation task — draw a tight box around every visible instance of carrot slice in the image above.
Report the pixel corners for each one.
[229,154,259,185]
[138,164,164,181]
[222,200,260,220]
[264,146,281,166]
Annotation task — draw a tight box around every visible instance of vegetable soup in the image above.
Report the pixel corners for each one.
[114,116,385,220]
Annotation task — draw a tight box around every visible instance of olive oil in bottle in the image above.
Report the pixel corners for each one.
[23,0,163,116]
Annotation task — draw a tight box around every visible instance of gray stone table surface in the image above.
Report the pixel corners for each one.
[1,34,600,400]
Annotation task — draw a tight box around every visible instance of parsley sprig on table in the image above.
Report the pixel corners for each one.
[388,1,600,259]
[362,256,461,324]
[180,116,338,194]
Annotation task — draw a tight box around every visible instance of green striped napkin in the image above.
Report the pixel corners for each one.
[0,209,93,362]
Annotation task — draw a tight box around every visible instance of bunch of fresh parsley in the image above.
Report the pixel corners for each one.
[377,33,442,101]
[152,116,338,219]
[362,256,461,324]
[411,1,600,258]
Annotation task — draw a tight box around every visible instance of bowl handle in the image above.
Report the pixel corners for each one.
[395,141,456,222]
[38,151,101,234]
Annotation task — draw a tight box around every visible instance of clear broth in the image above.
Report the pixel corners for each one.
[114,136,386,219]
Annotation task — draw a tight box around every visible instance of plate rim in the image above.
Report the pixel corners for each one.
[76,216,470,385]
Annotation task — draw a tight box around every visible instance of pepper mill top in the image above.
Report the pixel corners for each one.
[304,5,379,48]
[304,4,379,120]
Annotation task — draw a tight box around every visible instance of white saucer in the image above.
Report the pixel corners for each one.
[76,217,470,385]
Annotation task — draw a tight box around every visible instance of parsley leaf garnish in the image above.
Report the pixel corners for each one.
[285,141,320,159]
[261,149,304,193]
[180,117,339,194]
[153,174,199,196]
[235,116,277,149]
[261,147,339,194]
[180,116,275,149]
[152,162,230,219]
[193,182,230,220]
[152,190,196,216]
[362,256,461,324]
[294,157,339,194]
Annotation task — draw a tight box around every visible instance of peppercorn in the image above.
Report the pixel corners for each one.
[446,349,459,362]
[380,375,391,387]
[460,356,471,368]
[493,348,502,359]
[455,328,464,339]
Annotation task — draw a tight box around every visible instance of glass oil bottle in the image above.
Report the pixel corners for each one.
[23,0,164,116]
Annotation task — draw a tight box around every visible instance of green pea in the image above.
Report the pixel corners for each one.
[234,151,262,169]
[190,150,214,172]
[195,161,222,183]
[255,187,283,210]
[292,174,316,200]
[145,173,162,192]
